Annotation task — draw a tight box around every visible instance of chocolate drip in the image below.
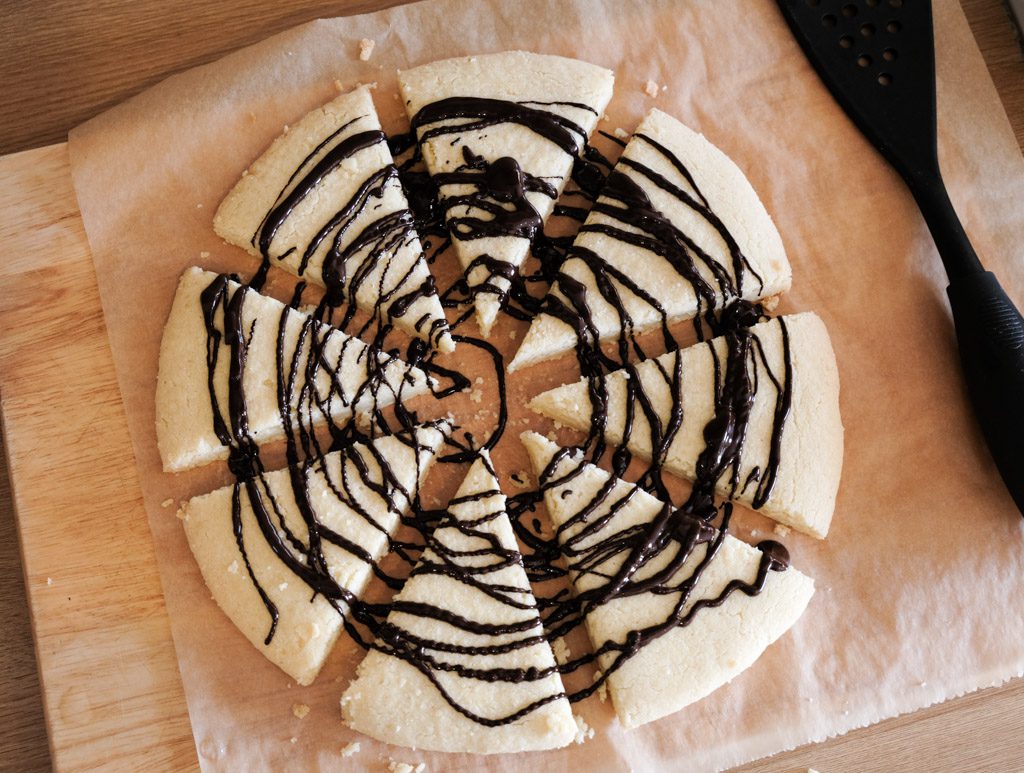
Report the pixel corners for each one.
[198,269,442,630]
[409,96,602,318]
[410,96,594,157]
[388,132,450,265]
[540,130,770,374]
[364,479,573,726]
[252,119,450,351]
[434,150,553,242]
[257,129,387,259]
[688,330,757,516]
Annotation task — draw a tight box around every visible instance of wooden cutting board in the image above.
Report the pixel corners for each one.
[2,5,1024,766]
[5,140,1024,773]
[0,144,198,770]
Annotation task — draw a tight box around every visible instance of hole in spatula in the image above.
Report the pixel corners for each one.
[883,48,898,61]
[839,35,854,48]
[857,54,872,68]
[877,72,893,86]
[823,13,838,28]
[860,23,875,37]
[842,4,858,18]
[887,19,902,33]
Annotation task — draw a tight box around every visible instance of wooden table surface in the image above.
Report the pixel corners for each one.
[1,2,1022,771]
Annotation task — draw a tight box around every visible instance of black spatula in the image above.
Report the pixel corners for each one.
[776,0,1024,516]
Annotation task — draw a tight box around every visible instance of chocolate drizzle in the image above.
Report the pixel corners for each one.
[410,97,595,156]
[363,459,571,726]
[190,89,801,731]
[251,116,450,351]
[198,267,448,636]
[538,130,770,378]
[493,116,798,707]
[408,96,604,319]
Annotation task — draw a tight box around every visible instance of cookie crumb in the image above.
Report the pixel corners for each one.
[762,294,781,312]
[469,388,483,404]
[773,523,791,537]
[388,761,424,773]
[200,251,211,259]
[278,582,289,591]
[340,741,360,757]
[161,497,174,508]
[509,329,518,340]
[227,560,239,574]
[46,577,53,586]
[359,38,376,61]
[292,703,310,719]
[552,637,571,664]
[643,79,660,97]
[613,127,629,139]
[289,736,297,744]
[334,79,345,92]
[573,715,595,744]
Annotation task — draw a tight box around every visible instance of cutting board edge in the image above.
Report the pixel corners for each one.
[0,141,197,771]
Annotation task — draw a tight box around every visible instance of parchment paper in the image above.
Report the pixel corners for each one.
[67,0,1024,770]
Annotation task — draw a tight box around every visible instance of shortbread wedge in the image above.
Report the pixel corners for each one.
[342,452,577,753]
[214,85,453,352]
[528,313,843,538]
[398,51,614,337]
[181,423,448,686]
[156,267,431,472]
[521,432,814,729]
[509,108,791,372]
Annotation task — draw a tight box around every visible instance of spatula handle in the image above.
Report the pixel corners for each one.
[947,271,1024,515]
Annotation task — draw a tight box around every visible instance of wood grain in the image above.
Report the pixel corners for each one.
[0,433,50,772]
[0,1,1021,771]
[0,145,196,771]
[964,0,1024,149]
[0,0,408,157]
[0,0,1016,157]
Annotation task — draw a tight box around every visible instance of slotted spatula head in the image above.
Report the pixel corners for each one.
[777,0,1024,518]
[777,0,939,181]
